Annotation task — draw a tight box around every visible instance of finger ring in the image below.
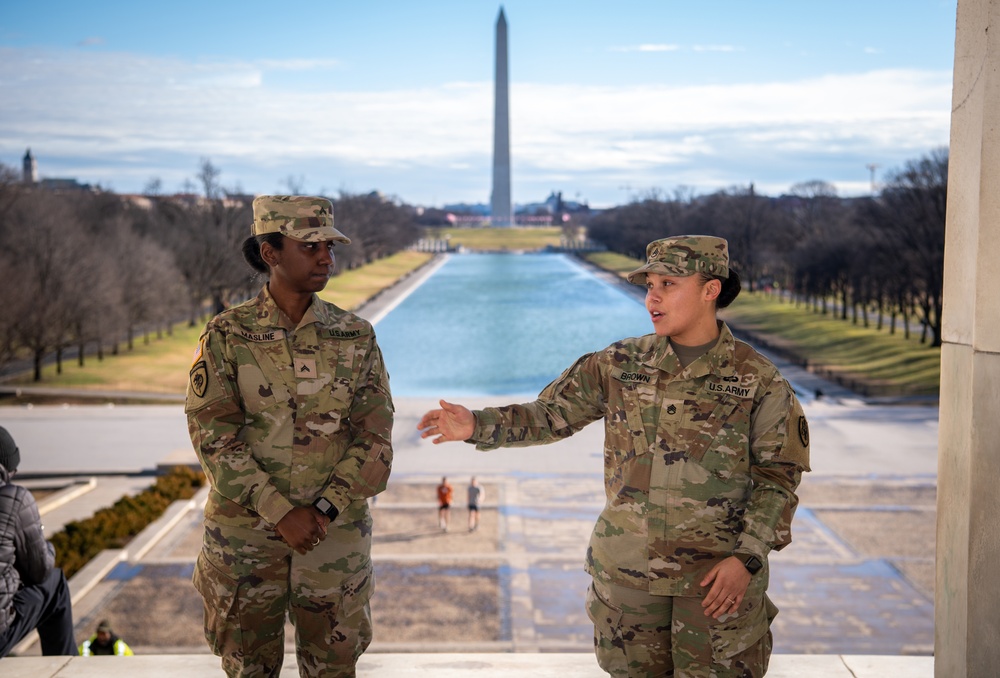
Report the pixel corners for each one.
[312,539,320,546]
[726,597,735,603]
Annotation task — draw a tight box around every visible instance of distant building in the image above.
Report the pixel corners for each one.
[39,177,96,192]
[20,148,95,192]
[22,148,37,184]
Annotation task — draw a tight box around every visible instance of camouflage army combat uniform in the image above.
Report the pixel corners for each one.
[468,322,809,677]
[186,283,393,677]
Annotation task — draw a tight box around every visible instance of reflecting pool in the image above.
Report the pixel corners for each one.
[374,253,652,397]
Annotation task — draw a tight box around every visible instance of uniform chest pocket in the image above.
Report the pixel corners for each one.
[236,362,290,415]
[618,383,656,458]
[682,397,752,480]
[314,335,360,402]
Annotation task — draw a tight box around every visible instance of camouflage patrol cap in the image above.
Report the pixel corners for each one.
[251,195,351,244]
[626,235,729,285]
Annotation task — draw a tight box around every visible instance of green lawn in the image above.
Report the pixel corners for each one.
[582,252,941,397]
[14,251,434,393]
[718,295,940,396]
[426,226,562,251]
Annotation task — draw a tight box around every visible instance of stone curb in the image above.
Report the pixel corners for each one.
[35,477,97,516]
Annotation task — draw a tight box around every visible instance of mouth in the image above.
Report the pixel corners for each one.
[649,310,664,322]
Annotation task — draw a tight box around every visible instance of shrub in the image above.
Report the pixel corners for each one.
[51,465,204,578]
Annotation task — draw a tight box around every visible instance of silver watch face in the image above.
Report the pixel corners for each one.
[316,498,331,512]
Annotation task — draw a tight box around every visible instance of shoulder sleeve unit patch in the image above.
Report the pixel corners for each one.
[189,361,209,398]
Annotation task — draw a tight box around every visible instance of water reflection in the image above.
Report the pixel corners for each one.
[375,253,651,397]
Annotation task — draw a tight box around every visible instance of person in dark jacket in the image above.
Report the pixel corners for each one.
[0,425,75,658]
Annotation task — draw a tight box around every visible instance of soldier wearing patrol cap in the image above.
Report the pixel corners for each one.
[186,195,394,677]
[419,235,810,677]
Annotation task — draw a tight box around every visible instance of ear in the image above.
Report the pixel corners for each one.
[703,278,722,302]
[260,241,279,268]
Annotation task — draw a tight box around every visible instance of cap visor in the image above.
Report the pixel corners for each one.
[284,226,352,245]
[626,262,691,284]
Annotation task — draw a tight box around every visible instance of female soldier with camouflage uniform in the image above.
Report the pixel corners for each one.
[418,235,809,677]
[186,195,393,678]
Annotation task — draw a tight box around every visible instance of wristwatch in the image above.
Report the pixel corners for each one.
[312,497,339,521]
[735,552,764,575]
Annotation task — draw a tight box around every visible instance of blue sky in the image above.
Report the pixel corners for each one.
[0,1,958,207]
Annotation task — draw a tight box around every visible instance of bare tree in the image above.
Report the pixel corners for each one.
[283,175,307,195]
[859,148,948,346]
[198,158,223,200]
[2,193,92,380]
[334,191,420,269]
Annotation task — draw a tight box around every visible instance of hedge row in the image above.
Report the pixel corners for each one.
[51,466,205,578]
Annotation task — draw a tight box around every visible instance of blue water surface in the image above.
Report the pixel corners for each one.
[374,253,652,397]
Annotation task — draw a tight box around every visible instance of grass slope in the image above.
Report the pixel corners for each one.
[426,226,562,251]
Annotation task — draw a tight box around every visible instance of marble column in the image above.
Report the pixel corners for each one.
[936,1,1000,676]
[491,8,512,227]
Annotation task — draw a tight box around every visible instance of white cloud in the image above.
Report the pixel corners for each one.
[0,47,952,202]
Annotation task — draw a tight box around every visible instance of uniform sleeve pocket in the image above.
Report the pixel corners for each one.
[354,443,391,495]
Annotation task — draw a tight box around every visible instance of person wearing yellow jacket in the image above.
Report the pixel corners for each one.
[79,619,133,656]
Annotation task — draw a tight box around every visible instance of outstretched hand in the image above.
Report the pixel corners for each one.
[417,400,475,444]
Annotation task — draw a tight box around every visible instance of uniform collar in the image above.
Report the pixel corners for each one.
[645,321,739,380]
[255,286,327,331]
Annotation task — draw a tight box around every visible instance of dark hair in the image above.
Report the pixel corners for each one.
[700,269,742,309]
[241,233,284,274]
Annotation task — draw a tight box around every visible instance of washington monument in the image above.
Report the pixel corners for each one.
[491,7,512,226]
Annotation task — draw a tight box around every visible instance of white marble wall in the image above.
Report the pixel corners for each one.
[936,1,1000,676]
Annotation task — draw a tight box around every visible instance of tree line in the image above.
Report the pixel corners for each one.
[585,148,948,348]
[0,160,421,381]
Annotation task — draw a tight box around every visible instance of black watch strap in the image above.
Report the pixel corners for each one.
[312,497,339,520]
[736,553,764,575]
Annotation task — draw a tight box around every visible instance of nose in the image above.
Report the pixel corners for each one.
[318,243,334,265]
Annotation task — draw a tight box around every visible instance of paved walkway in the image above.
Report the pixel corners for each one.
[0,652,935,677]
[7,398,935,662]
